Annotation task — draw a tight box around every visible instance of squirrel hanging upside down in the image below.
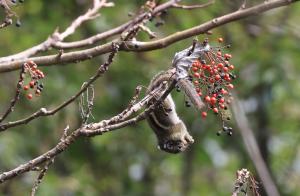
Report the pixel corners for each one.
[146,42,207,154]
[146,68,205,154]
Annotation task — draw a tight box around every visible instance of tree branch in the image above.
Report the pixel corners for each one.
[0,0,18,29]
[172,0,214,10]
[0,0,298,73]
[0,43,119,132]
[0,0,178,63]
[232,96,280,196]
[0,77,173,183]
[0,0,114,63]
[0,66,25,123]
[52,0,179,49]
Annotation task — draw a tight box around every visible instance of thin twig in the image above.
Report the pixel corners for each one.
[79,83,95,124]
[0,65,25,123]
[239,0,247,10]
[172,0,215,10]
[0,0,18,29]
[139,24,157,39]
[80,75,176,137]
[30,158,54,196]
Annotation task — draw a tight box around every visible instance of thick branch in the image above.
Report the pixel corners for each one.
[53,0,180,49]
[0,0,178,63]
[0,0,298,73]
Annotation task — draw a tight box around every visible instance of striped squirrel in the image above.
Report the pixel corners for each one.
[146,42,208,153]
[146,68,195,154]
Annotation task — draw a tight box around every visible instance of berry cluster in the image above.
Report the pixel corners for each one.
[21,61,45,100]
[189,38,236,136]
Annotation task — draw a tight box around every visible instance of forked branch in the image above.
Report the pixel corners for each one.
[0,0,298,73]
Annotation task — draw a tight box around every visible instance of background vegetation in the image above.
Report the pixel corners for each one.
[0,0,300,195]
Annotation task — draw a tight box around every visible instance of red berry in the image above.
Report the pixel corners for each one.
[196,87,201,93]
[227,84,234,89]
[225,77,231,82]
[28,60,35,66]
[224,53,232,59]
[193,80,199,85]
[229,65,235,70]
[217,51,222,56]
[23,85,29,90]
[221,89,228,94]
[23,63,29,68]
[193,72,200,78]
[192,60,200,68]
[217,63,223,68]
[205,96,211,102]
[218,37,224,43]
[219,98,225,103]
[219,104,225,109]
[201,112,207,118]
[29,81,35,88]
[198,92,202,96]
[213,108,219,113]
[223,67,229,72]
[210,97,217,105]
[27,93,33,100]
[192,67,198,72]
[215,74,221,81]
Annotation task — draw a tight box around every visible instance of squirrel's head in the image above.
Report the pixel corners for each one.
[157,122,194,154]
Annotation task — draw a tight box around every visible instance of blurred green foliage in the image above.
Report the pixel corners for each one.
[0,0,300,195]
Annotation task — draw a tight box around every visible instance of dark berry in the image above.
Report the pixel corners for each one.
[16,20,21,27]
[185,101,191,107]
